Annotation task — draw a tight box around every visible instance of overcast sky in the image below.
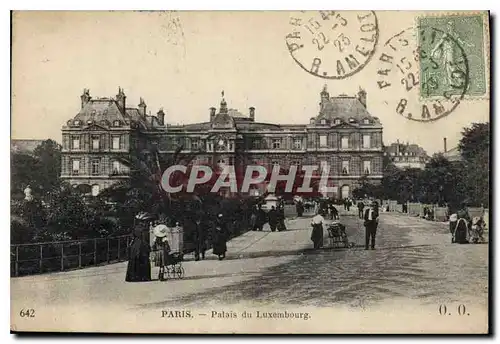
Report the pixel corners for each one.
[11,11,489,154]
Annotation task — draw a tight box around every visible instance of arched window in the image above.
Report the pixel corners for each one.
[341,185,350,199]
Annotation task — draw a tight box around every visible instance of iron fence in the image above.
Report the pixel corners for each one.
[10,235,131,277]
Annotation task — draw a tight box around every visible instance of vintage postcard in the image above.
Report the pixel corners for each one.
[10,10,490,334]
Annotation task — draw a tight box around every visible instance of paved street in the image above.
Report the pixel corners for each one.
[11,209,488,312]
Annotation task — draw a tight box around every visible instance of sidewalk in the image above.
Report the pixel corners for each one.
[11,217,317,309]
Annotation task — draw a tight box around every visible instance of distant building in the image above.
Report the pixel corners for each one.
[61,86,384,199]
[11,139,45,155]
[442,138,462,162]
[384,140,430,170]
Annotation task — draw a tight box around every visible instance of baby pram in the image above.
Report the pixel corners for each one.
[157,252,185,281]
[326,221,350,248]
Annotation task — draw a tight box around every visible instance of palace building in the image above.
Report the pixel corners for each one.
[61,86,384,199]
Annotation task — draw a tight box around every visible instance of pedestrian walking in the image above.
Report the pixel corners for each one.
[194,213,207,261]
[452,202,471,244]
[250,206,258,231]
[363,201,379,250]
[310,211,325,249]
[268,206,278,232]
[256,204,266,231]
[126,212,152,282]
[357,201,365,219]
[296,201,304,217]
[329,203,339,220]
[212,214,228,260]
[277,203,287,231]
[152,224,171,279]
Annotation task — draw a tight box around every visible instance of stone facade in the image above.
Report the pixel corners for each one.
[61,86,384,199]
[384,141,430,170]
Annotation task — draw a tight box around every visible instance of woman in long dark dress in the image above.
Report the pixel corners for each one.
[212,214,228,260]
[126,225,152,282]
[310,212,325,249]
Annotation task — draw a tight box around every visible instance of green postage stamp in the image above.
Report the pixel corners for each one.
[418,13,488,98]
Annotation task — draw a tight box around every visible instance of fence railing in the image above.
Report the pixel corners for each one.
[380,200,489,228]
[11,214,253,278]
[10,235,131,277]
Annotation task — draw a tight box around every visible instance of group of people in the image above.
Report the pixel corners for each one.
[250,204,287,232]
[296,199,339,220]
[449,203,485,244]
[309,200,380,251]
[125,211,231,283]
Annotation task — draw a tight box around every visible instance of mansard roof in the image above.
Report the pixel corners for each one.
[74,98,127,123]
[318,95,372,121]
[386,142,429,157]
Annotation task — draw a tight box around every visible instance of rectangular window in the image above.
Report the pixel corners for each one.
[272,139,281,150]
[92,137,100,150]
[112,136,120,150]
[342,160,349,175]
[192,140,199,150]
[363,161,371,174]
[341,136,349,149]
[293,138,302,150]
[229,142,234,151]
[363,134,371,149]
[207,142,213,151]
[112,161,120,174]
[91,159,100,176]
[319,135,327,147]
[72,137,80,150]
[72,160,80,175]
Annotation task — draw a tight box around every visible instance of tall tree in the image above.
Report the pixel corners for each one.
[458,122,490,207]
[420,154,466,206]
[11,139,62,199]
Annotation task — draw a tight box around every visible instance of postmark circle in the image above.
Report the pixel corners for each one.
[374,25,469,122]
[285,11,379,80]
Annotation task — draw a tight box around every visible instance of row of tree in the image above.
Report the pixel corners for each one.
[352,122,490,211]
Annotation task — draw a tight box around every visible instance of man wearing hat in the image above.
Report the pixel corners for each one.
[363,201,379,250]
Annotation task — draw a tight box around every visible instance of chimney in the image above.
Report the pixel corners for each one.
[209,107,216,122]
[249,107,255,121]
[443,137,447,152]
[138,97,147,118]
[116,87,126,113]
[157,108,165,126]
[358,87,367,107]
[80,88,91,109]
[320,84,330,101]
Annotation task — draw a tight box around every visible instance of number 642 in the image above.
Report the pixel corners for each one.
[19,309,35,318]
